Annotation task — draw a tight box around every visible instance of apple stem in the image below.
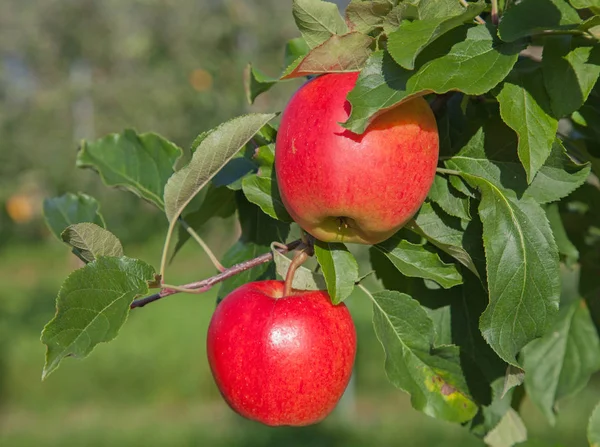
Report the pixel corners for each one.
[283,248,310,297]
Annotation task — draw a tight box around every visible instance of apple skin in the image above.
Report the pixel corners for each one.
[275,71,439,244]
[206,280,356,426]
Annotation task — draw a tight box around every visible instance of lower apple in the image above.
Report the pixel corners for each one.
[207,280,356,426]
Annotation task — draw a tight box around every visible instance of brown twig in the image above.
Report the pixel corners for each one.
[491,0,499,25]
[130,239,303,309]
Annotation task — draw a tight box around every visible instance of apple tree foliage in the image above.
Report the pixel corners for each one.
[40,0,600,444]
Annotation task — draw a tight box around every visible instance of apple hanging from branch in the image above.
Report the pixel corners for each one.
[206,278,357,426]
[275,72,439,245]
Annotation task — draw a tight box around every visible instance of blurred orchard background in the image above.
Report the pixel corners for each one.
[0,1,597,446]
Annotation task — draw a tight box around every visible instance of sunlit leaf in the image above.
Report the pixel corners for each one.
[366,288,478,422]
[77,129,182,209]
[41,256,155,379]
[281,32,373,79]
[314,241,359,304]
[164,113,276,223]
[459,172,560,366]
[343,25,524,133]
[375,234,463,289]
[292,0,348,49]
[387,1,486,69]
[497,0,581,42]
[496,68,558,182]
[61,223,123,263]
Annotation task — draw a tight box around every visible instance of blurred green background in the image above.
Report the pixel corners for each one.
[0,1,597,446]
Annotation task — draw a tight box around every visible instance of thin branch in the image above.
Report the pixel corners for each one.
[532,29,594,39]
[436,167,462,176]
[179,218,225,272]
[491,0,499,25]
[161,283,213,294]
[130,239,303,309]
[159,219,176,282]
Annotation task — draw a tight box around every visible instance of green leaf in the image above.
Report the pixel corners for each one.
[281,32,373,79]
[406,203,482,278]
[61,223,124,263]
[546,203,579,265]
[244,40,311,104]
[525,139,591,203]
[427,175,471,221]
[497,0,581,42]
[172,185,236,259]
[217,193,290,301]
[284,37,311,68]
[343,25,524,134]
[236,192,290,247]
[253,144,276,177]
[483,408,528,447]
[543,37,600,118]
[163,113,276,223]
[292,0,348,49]
[241,174,293,222]
[589,399,600,447]
[212,156,257,190]
[245,64,278,104]
[345,0,393,34]
[366,288,478,423]
[371,249,502,374]
[387,1,486,70]
[570,0,600,8]
[374,233,463,288]
[43,193,106,240]
[41,256,155,379]
[523,298,600,425]
[371,251,510,435]
[496,68,558,183]
[579,15,600,30]
[77,129,182,210]
[271,243,327,291]
[450,175,476,198]
[416,0,466,19]
[459,173,560,366]
[469,377,521,441]
[502,365,525,398]
[383,4,418,34]
[446,120,590,204]
[314,241,359,304]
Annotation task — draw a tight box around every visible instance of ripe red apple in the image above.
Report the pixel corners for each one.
[275,72,439,244]
[206,280,356,426]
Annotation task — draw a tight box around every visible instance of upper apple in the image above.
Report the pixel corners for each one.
[206,280,356,426]
[275,72,439,244]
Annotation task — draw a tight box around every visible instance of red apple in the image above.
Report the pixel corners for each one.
[275,72,439,244]
[206,280,356,426]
